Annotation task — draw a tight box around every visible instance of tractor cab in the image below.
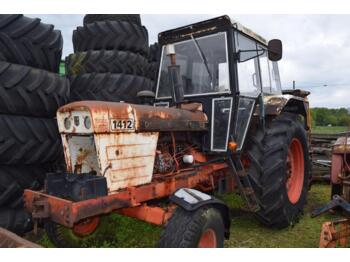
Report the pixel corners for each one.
[155,15,283,153]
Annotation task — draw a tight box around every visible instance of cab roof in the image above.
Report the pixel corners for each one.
[158,15,267,46]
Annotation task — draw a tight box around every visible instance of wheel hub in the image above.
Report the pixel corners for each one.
[72,216,100,237]
[286,138,305,204]
[198,229,217,248]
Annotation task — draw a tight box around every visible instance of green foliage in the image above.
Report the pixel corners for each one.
[312,126,348,134]
[311,107,350,127]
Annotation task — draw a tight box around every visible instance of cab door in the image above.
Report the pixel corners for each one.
[233,32,262,151]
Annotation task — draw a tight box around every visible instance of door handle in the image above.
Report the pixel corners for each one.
[221,108,231,114]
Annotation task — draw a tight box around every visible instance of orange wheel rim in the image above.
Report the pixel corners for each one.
[198,229,217,248]
[72,216,100,237]
[286,138,305,204]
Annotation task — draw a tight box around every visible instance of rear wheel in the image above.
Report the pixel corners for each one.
[158,207,224,248]
[245,112,310,228]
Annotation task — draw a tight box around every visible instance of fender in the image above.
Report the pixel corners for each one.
[170,188,231,239]
[264,92,311,130]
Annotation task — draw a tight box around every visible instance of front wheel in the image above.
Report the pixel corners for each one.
[45,216,110,248]
[245,112,310,228]
[158,206,225,248]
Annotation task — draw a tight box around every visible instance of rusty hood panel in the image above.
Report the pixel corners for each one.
[333,136,350,154]
[57,101,208,133]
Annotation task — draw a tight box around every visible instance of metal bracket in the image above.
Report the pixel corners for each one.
[32,198,50,219]
[311,195,350,218]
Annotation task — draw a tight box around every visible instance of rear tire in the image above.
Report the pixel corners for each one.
[0,14,63,72]
[0,165,50,208]
[158,207,225,248]
[0,61,69,117]
[148,42,160,62]
[65,50,149,77]
[0,115,62,164]
[69,73,154,104]
[83,14,141,26]
[73,20,149,55]
[245,112,310,228]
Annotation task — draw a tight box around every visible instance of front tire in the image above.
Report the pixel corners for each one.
[246,112,310,228]
[158,207,225,248]
[45,216,109,248]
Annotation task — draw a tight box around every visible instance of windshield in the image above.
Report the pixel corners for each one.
[156,32,230,98]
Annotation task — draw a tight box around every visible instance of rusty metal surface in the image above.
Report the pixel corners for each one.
[333,137,350,154]
[95,132,159,192]
[57,101,208,134]
[319,219,350,248]
[117,205,174,225]
[331,154,343,184]
[263,94,308,116]
[24,162,229,228]
[0,228,41,248]
[282,89,310,98]
[330,136,350,190]
[158,15,267,46]
[263,96,288,115]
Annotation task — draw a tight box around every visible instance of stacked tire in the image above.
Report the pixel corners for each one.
[147,42,161,81]
[0,15,69,235]
[66,14,154,104]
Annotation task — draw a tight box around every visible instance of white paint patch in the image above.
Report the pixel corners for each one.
[94,132,159,192]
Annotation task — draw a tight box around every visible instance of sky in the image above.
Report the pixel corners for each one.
[27,14,350,108]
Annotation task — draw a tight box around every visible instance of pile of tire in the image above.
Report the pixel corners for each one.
[0,15,69,235]
[66,14,155,104]
[147,42,161,81]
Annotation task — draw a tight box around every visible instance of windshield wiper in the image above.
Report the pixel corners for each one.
[190,34,213,88]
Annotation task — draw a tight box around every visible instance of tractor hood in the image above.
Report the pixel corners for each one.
[57,101,208,134]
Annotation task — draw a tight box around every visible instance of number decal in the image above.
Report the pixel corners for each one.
[110,119,135,131]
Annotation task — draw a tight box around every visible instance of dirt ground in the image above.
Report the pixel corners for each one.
[33,183,337,248]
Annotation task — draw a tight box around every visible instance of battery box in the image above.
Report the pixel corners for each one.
[45,172,108,201]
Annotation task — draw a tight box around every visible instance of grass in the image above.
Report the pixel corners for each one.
[34,184,337,248]
[224,184,336,247]
[312,126,348,134]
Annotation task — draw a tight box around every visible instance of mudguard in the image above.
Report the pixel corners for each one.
[170,188,231,239]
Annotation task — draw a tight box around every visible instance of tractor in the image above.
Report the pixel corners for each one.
[312,135,350,247]
[24,15,311,248]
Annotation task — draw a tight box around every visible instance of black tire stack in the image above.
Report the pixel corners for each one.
[66,14,154,104]
[0,15,69,235]
[147,42,161,81]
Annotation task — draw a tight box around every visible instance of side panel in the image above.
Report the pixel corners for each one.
[62,135,100,174]
[94,132,159,192]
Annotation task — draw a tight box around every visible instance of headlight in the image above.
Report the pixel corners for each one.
[64,117,71,130]
[84,116,91,129]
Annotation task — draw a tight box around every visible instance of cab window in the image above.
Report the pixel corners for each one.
[235,33,261,97]
[258,47,282,95]
[156,32,230,98]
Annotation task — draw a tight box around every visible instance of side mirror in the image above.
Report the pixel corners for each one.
[268,39,282,61]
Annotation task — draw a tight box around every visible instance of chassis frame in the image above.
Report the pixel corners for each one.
[24,162,231,228]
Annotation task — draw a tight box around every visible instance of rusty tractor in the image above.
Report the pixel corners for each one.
[23,15,311,247]
[312,135,350,247]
